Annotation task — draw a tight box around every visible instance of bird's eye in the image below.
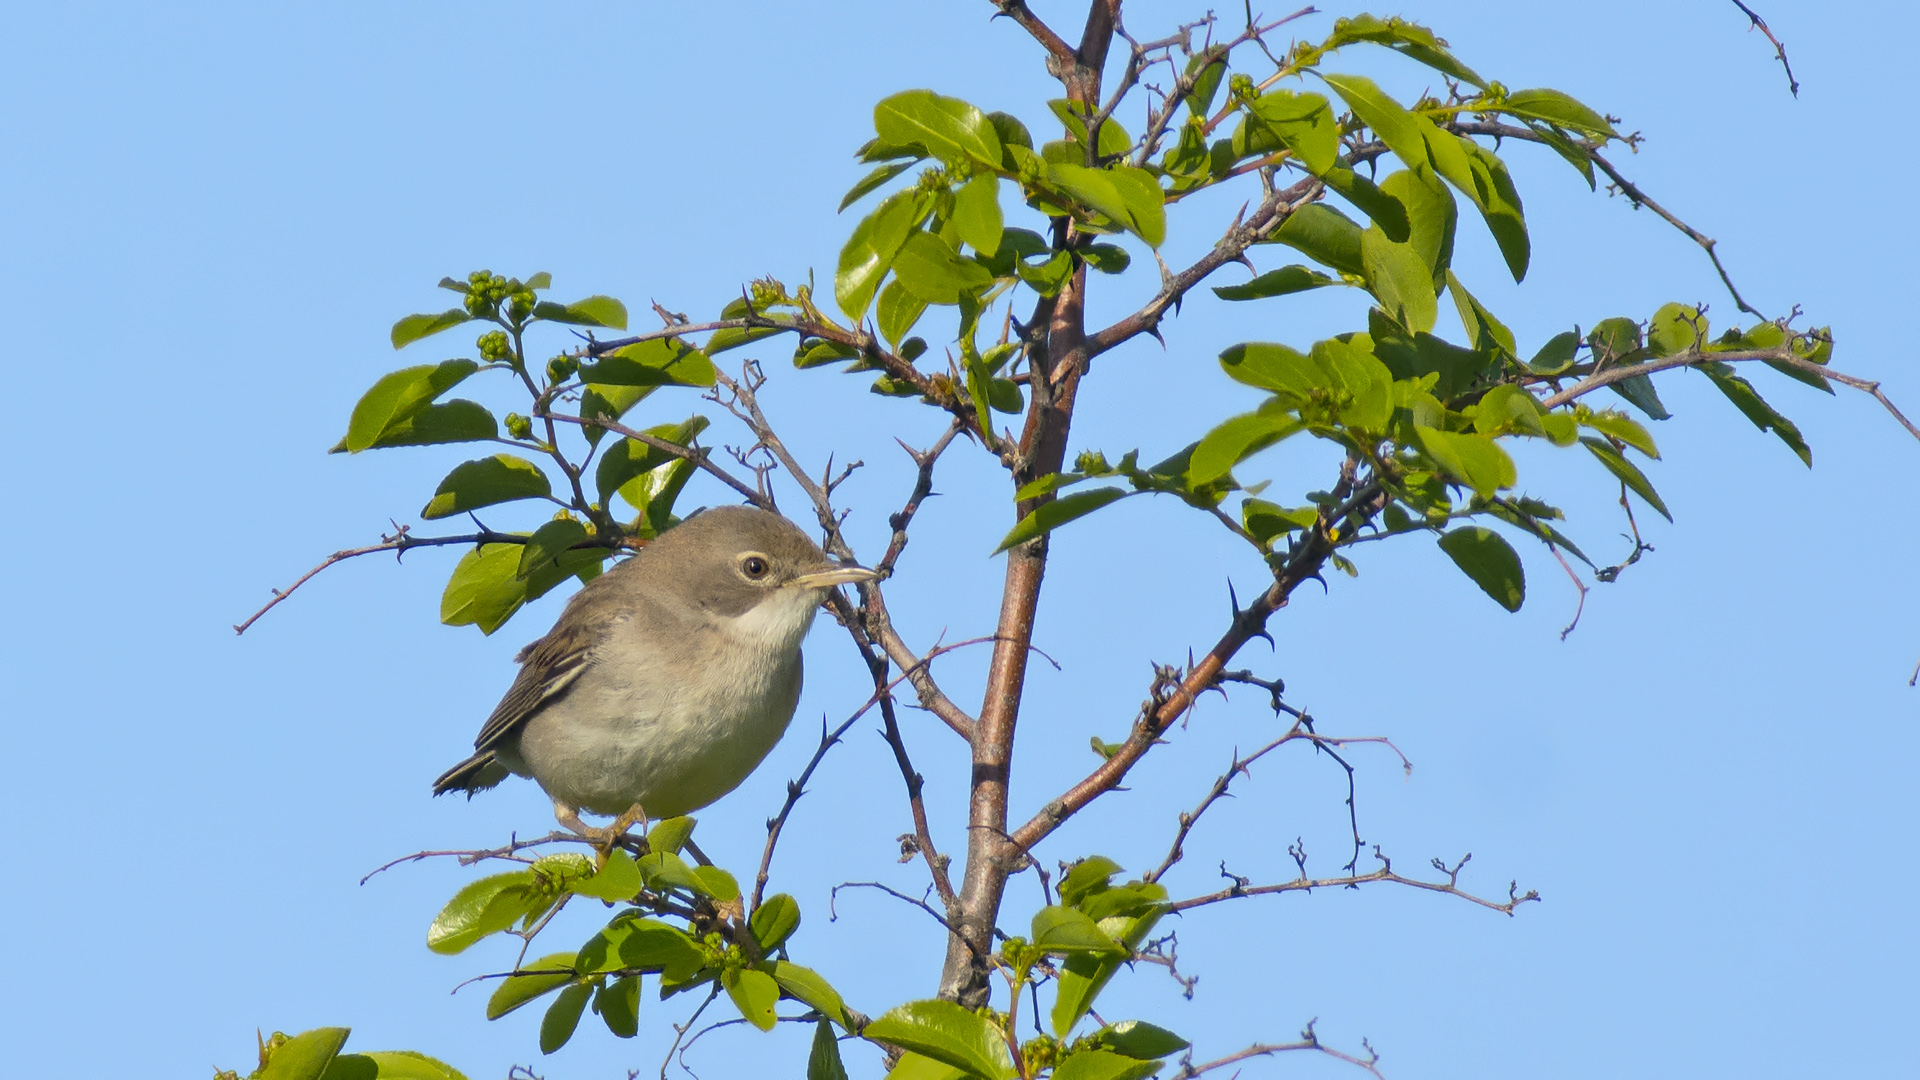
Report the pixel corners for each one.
[740,554,770,579]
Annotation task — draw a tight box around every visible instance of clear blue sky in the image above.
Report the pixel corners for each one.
[2,2,1913,1078]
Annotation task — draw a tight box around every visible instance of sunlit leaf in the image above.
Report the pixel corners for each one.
[421,455,552,520]
[1437,527,1525,612]
[994,488,1131,553]
[864,1000,1015,1080]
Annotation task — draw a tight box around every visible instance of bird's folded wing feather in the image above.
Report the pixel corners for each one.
[470,618,598,752]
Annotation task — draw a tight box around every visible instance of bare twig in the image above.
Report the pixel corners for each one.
[1167,845,1540,917]
[542,411,769,507]
[1175,1021,1384,1079]
[1729,1,1799,96]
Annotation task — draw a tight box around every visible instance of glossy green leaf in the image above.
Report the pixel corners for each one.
[1218,342,1315,393]
[1445,271,1516,357]
[391,309,472,350]
[771,961,848,1027]
[1049,909,1163,1036]
[1032,906,1127,955]
[893,231,994,305]
[1092,1020,1190,1060]
[1437,527,1525,611]
[864,1000,1014,1080]
[723,968,780,1032]
[994,487,1130,553]
[486,954,580,1020]
[749,893,802,952]
[638,850,704,894]
[1413,426,1515,497]
[568,850,642,902]
[692,865,740,903]
[836,190,926,320]
[874,90,1002,168]
[1581,436,1672,520]
[516,518,588,580]
[421,454,552,520]
[1190,409,1304,485]
[954,174,1003,255]
[342,360,478,452]
[647,816,696,855]
[333,400,498,453]
[597,416,709,508]
[841,160,915,212]
[1271,203,1364,275]
[595,975,641,1038]
[1059,857,1123,907]
[1378,170,1456,284]
[1648,302,1708,356]
[427,870,535,954]
[1321,74,1428,180]
[877,280,929,346]
[532,295,627,330]
[810,1020,850,1080]
[1577,408,1658,458]
[577,337,716,388]
[886,1054,967,1080]
[1700,362,1811,466]
[1185,48,1228,117]
[258,1027,351,1080]
[1245,90,1339,175]
[1046,162,1164,246]
[1454,136,1528,282]
[1322,166,1409,241]
[1052,1049,1164,1080]
[1500,88,1617,140]
[577,384,649,449]
[1082,243,1130,274]
[578,917,705,981]
[347,1051,469,1080]
[439,543,528,635]
[1608,374,1671,421]
[540,983,591,1054]
[1324,14,1487,88]
[1242,498,1319,545]
[1469,385,1547,438]
[1212,265,1340,301]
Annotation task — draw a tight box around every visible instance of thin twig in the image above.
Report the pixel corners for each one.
[1175,1021,1384,1079]
[1729,0,1799,96]
[1167,845,1540,917]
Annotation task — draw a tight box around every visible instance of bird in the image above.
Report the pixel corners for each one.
[432,505,876,843]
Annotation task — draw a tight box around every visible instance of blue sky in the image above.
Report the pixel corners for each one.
[2,2,1914,1078]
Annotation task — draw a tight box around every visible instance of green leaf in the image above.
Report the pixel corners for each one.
[1092,1020,1190,1060]
[1527,331,1580,375]
[335,400,497,452]
[1046,162,1165,246]
[1322,166,1410,241]
[1324,14,1487,88]
[887,1054,967,1080]
[638,850,705,894]
[863,1000,1014,1080]
[893,231,994,305]
[1244,90,1339,175]
[427,870,535,954]
[953,174,1003,255]
[1581,436,1672,520]
[1271,203,1364,275]
[532,295,627,330]
[994,488,1131,553]
[841,160,915,212]
[1032,906,1127,956]
[1058,856,1124,907]
[391,309,472,350]
[577,337,716,388]
[595,975,641,1038]
[1212,265,1340,301]
[1577,408,1659,458]
[1190,409,1303,485]
[596,416,710,507]
[1361,225,1438,333]
[421,454,552,520]
[1218,342,1316,394]
[1378,170,1456,284]
[1242,498,1318,545]
[751,894,802,952]
[874,90,1003,168]
[647,816,696,855]
[1185,48,1228,117]
[1699,362,1811,466]
[540,983,591,1054]
[723,968,780,1032]
[877,280,929,346]
[771,961,848,1027]
[1081,243,1130,274]
[810,1020,850,1080]
[1648,302,1708,356]
[692,865,740,903]
[1320,74,1429,181]
[439,543,529,635]
[1500,88,1617,140]
[347,1051,470,1080]
[1052,1049,1164,1080]
[1437,527,1525,612]
[1445,271,1516,357]
[1454,136,1529,282]
[342,360,479,452]
[1049,909,1162,1036]
[568,850,642,902]
[576,917,706,981]
[259,1027,351,1080]
[516,518,588,580]
[1413,426,1514,498]
[837,190,927,320]
[579,384,650,448]
[1608,374,1671,421]
[486,954,580,1020]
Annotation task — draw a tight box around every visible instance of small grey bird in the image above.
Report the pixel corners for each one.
[432,505,875,840]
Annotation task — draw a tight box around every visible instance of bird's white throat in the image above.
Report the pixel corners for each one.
[721,586,825,656]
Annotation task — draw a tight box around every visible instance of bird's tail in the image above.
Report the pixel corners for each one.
[432,751,510,798]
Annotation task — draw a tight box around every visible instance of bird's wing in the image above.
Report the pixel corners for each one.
[469,616,599,753]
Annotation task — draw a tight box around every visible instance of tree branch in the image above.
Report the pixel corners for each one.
[1165,847,1540,918]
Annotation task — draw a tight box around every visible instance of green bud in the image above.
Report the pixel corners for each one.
[477,330,511,360]
[504,412,533,440]
[546,354,578,382]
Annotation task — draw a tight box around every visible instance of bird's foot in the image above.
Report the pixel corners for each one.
[553,800,649,869]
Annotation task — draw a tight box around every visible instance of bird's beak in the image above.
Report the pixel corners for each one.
[789,561,880,589]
